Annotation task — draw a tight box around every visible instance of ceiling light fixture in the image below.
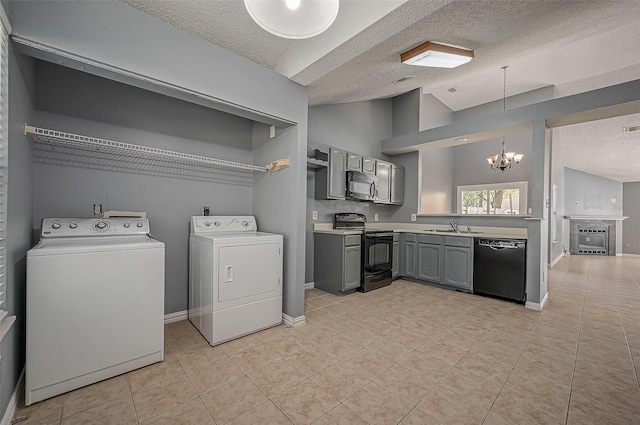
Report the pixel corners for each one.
[487,66,524,172]
[400,41,474,68]
[244,0,339,39]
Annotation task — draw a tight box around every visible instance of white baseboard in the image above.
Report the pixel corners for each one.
[525,292,549,311]
[1,367,25,425]
[616,253,623,257]
[622,253,640,257]
[304,282,314,290]
[282,313,306,328]
[164,310,188,324]
[549,254,563,268]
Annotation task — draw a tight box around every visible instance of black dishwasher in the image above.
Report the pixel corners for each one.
[473,238,527,303]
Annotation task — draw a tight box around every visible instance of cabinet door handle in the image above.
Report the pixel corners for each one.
[225,265,233,282]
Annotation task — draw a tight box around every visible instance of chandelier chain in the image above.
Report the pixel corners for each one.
[502,65,507,112]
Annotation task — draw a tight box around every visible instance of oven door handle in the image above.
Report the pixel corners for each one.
[366,232,394,237]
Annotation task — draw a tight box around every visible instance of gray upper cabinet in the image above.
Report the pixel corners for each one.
[374,161,391,204]
[346,153,363,172]
[390,165,404,205]
[362,158,376,175]
[315,147,346,200]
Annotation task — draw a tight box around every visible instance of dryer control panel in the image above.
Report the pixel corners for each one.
[41,217,150,238]
[191,216,257,233]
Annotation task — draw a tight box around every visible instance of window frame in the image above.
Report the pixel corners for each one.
[456,181,528,215]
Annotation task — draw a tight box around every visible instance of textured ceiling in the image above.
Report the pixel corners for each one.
[557,113,640,183]
[120,0,640,181]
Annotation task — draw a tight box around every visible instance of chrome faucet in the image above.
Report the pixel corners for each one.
[448,219,458,232]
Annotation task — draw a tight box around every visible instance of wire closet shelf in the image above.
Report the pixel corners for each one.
[25,125,287,184]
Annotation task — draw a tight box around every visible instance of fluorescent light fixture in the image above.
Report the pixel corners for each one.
[244,0,339,39]
[401,41,474,68]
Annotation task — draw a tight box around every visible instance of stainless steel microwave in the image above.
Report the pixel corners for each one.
[346,171,377,201]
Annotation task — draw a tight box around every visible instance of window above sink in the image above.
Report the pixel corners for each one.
[457,181,528,215]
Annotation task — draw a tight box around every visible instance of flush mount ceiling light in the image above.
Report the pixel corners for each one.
[400,41,474,68]
[487,66,524,172]
[244,0,339,39]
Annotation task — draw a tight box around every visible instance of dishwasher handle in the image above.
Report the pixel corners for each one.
[478,240,526,250]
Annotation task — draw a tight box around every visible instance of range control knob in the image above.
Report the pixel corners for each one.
[123,222,130,228]
[136,222,143,228]
[94,221,108,230]
[69,223,77,229]
[51,223,61,229]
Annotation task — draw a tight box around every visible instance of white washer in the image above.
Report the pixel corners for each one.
[26,217,165,405]
[189,216,283,346]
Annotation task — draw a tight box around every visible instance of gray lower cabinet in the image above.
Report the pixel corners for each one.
[314,233,362,294]
[400,233,472,292]
[403,233,417,278]
[442,237,473,290]
[392,234,400,279]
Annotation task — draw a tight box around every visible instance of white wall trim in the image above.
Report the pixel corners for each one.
[164,310,188,324]
[1,368,24,425]
[282,313,306,328]
[622,253,640,257]
[525,292,549,311]
[549,254,563,268]
[304,281,314,290]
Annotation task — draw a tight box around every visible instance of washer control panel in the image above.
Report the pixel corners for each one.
[41,217,150,238]
[191,216,257,233]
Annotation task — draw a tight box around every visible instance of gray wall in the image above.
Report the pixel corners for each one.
[306,99,398,283]
[31,63,255,315]
[549,129,566,263]
[392,89,420,137]
[2,50,35,417]
[9,0,311,321]
[454,86,556,121]
[420,148,454,213]
[623,182,640,255]
[420,93,454,131]
[564,168,623,216]
[419,133,533,214]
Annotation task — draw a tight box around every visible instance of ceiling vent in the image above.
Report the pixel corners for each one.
[623,125,640,133]
[448,87,458,93]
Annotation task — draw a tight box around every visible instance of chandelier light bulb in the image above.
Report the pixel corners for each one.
[285,0,300,10]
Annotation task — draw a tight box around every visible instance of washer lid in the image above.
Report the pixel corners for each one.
[28,235,164,256]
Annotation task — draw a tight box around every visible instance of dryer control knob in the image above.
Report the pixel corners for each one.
[242,221,249,227]
[69,223,77,229]
[214,221,220,227]
[51,223,61,229]
[136,222,143,228]
[123,222,130,228]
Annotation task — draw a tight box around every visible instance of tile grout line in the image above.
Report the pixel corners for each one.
[562,258,587,425]
[608,261,640,391]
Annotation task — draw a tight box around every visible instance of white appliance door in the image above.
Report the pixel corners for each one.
[217,242,281,302]
[27,247,164,392]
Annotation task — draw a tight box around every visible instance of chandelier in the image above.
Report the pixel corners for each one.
[487,66,524,172]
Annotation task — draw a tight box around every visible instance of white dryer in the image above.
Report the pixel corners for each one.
[189,216,283,346]
[26,217,164,405]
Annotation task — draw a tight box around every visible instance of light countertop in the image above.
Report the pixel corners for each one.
[314,223,528,239]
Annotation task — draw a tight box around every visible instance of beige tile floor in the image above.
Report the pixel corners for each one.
[15,255,640,424]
